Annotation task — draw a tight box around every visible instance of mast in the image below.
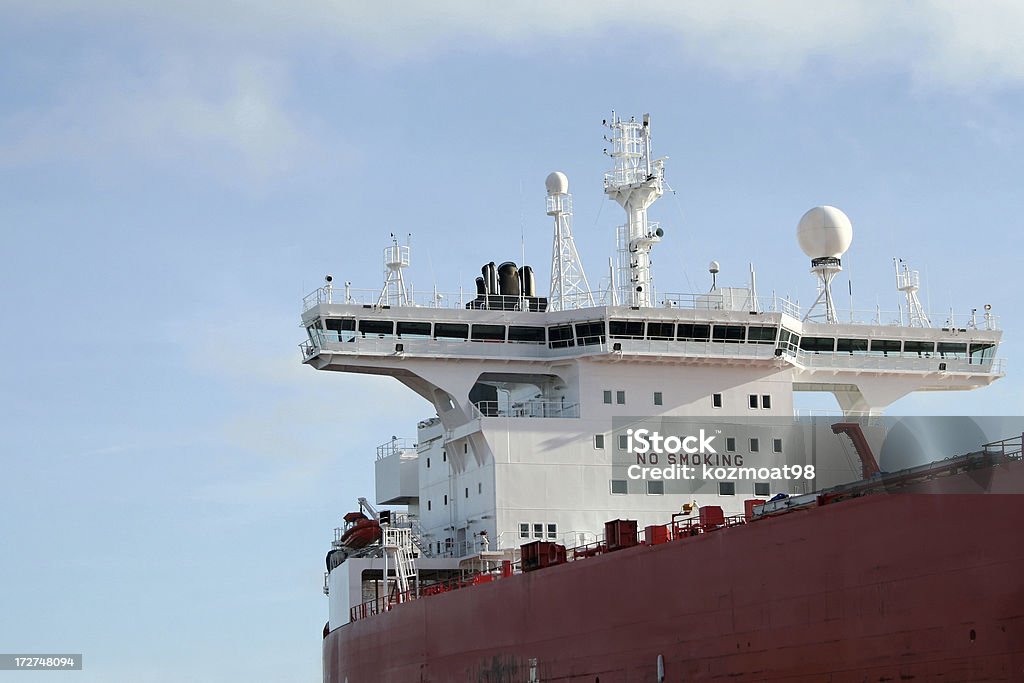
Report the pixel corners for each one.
[603,112,666,308]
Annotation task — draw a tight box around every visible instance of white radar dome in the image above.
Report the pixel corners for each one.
[545,171,569,195]
[797,205,853,259]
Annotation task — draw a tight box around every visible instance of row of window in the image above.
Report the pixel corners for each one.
[783,329,995,362]
[519,522,558,540]
[601,391,765,410]
[610,480,772,497]
[316,317,994,362]
[425,481,484,511]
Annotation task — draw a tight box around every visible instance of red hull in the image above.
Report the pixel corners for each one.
[325,463,1024,682]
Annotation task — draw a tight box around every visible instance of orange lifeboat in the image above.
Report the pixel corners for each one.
[339,511,382,549]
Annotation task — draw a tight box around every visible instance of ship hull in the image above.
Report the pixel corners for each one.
[325,462,1024,682]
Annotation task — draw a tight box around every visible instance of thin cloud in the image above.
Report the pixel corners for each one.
[7,1,1024,89]
[0,55,322,181]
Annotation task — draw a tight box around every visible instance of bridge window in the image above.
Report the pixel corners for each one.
[712,393,723,408]
[870,339,902,355]
[508,325,546,344]
[533,523,543,538]
[837,338,869,354]
[325,317,356,341]
[647,322,675,340]
[471,324,505,342]
[547,523,557,539]
[358,319,393,337]
[647,480,664,495]
[718,482,736,496]
[904,341,935,356]
[610,480,628,495]
[678,323,711,341]
[609,320,644,339]
[548,325,575,348]
[747,326,778,344]
[712,325,745,343]
[519,523,529,539]
[754,482,770,497]
[396,321,431,338]
[938,342,967,359]
[969,342,996,364]
[800,337,835,353]
[575,321,605,346]
[434,323,468,340]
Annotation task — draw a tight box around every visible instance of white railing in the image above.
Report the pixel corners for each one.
[376,437,417,460]
[303,285,998,331]
[787,349,1005,374]
[473,399,580,419]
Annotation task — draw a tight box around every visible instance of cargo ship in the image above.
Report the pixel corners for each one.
[299,113,1020,681]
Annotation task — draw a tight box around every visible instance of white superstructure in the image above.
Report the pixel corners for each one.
[303,113,1004,626]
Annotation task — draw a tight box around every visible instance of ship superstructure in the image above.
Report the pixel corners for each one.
[299,114,1004,636]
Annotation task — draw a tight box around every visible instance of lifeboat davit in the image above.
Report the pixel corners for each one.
[339,511,382,549]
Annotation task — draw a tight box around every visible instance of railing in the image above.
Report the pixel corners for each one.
[376,437,417,460]
[472,399,580,419]
[788,348,1005,374]
[348,510,750,623]
[982,434,1024,460]
[304,284,1000,332]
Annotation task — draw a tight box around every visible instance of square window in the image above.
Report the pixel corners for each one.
[465,487,469,498]
[712,393,723,408]
[726,437,736,452]
[616,390,626,405]
[533,523,543,538]
[594,434,605,449]
[547,523,557,539]
[611,479,628,495]
[750,438,759,453]
[426,457,430,468]
[773,438,783,453]
[618,434,628,450]
[654,391,663,406]
[519,523,529,538]
[719,482,736,496]
[762,394,772,409]
[749,394,758,409]
[647,480,664,495]
[428,500,432,511]
[444,494,448,505]
[603,390,612,404]
[754,482,770,497]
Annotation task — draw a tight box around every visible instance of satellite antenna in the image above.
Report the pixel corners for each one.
[894,258,930,327]
[798,206,853,324]
[546,171,594,311]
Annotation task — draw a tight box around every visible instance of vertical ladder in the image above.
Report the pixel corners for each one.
[382,527,418,607]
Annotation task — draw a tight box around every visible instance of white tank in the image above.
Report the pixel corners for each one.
[797,205,853,259]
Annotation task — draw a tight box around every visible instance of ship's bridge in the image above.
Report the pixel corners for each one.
[299,285,1003,388]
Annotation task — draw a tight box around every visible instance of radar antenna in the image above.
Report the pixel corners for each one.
[546,172,594,311]
[603,112,666,308]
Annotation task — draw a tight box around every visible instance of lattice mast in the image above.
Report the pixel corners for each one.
[603,112,666,308]
[895,258,931,327]
[546,172,594,311]
[378,234,411,307]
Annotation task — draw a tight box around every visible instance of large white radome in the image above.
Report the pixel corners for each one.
[545,171,569,195]
[797,205,853,259]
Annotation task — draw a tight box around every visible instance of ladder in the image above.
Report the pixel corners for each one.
[382,527,418,607]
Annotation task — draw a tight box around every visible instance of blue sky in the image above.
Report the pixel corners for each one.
[2,3,1023,681]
